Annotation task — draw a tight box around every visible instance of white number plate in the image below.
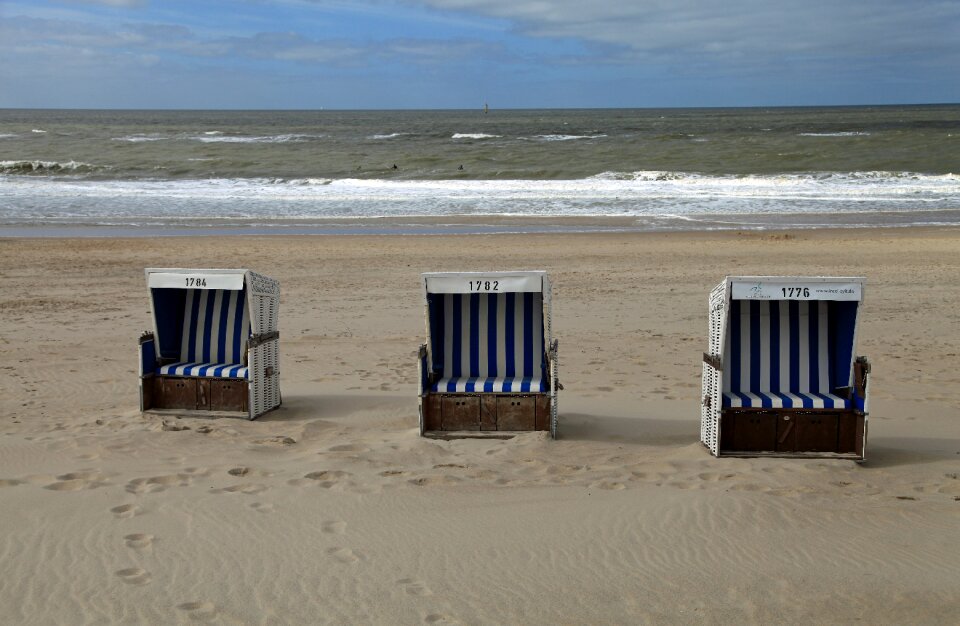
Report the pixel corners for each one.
[148,272,244,290]
[732,281,862,301]
[425,274,543,294]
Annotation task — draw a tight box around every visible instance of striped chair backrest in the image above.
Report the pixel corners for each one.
[725,299,853,396]
[429,292,545,381]
[179,289,250,364]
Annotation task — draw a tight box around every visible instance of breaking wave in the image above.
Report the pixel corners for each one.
[0,160,102,174]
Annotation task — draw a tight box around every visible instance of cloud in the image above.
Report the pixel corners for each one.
[411,0,960,64]
[0,12,502,70]
[56,0,146,6]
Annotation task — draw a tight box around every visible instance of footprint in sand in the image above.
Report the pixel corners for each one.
[380,470,409,477]
[252,436,296,446]
[327,443,369,453]
[45,470,108,491]
[424,613,460,624]
[124,533,155,550]
[327,547,362,564]
[220,483,268,495]
[594,481,626,491]
[177,601,218,621]
[126,474,191,494]
[397,578,433,596]
[250,502,274,513]
[0,479,22,488]
[228,467,250,477]
[45,479,90,491]
[409,475,462,487]
[110,503,140,519]
[321,520,347,534]
[115,567,152,585]
[299,470,352,489]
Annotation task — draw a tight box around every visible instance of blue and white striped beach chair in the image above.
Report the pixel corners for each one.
[419,271,559,437]
[139,268,281,419]
[701,276,870,459]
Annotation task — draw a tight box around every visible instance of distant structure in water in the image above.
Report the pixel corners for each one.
[483,102,489,114]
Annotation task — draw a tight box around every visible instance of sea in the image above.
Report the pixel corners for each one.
[1,106,958,236]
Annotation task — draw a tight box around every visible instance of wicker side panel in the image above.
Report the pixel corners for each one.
[701,282,726,455]
[249,338,281,418]
[550,340,559,439]
[252,294,280,335]
[248,271,280,298]
[701,361,712,446]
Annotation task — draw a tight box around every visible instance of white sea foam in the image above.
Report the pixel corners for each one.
[535,134,607,141]
[31,129,47,134]
[370,132,409,139]
[451,133,501,140]
[113,134,167,142]
[1,171,957,228]
[190,133,323,143]
[799,132,871,137]
[0,133,17,139]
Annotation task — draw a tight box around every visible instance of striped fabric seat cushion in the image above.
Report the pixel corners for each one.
[156,288,250,379]
[432,375,545,393]
[723,299,852,410]
[428,292,547,394]
[159,362,248,379]
[722,390,848,409]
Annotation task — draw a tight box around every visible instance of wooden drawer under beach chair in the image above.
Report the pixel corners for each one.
[421,393,552,433]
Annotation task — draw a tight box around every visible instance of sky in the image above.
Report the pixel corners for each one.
[1,0,958,109]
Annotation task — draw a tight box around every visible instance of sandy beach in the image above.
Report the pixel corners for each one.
[1,227,959,624]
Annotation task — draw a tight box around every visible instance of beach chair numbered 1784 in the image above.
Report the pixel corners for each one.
[138,268,281,419]
[701,276,870,459]
[418,271,559,438]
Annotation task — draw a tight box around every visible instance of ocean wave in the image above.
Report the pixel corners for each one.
[112,134,168,142]
[534,134,607,141]
[190,133,324,143]
[31,129,47,134]
[0,133,17,139]
[370,132,410,139]
[798,132,871,137]
[451,133,501,140]
[2,171,956,220]
[0,160,101,174]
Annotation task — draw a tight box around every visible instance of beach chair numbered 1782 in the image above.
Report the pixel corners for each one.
[138,268,281,419]
[418,271,559,438]
[701,276,870,459]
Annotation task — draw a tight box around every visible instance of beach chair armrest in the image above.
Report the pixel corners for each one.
[418,344,430,393]
[854,356,870,408]
[248,331,279,349]
[702,352,722,371]
[138,332,156,378]
[548,339,563,391]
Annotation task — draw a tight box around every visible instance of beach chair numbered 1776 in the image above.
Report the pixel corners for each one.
[418,271,559,438]
[701,276,870,459]
[138,268,281,419]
